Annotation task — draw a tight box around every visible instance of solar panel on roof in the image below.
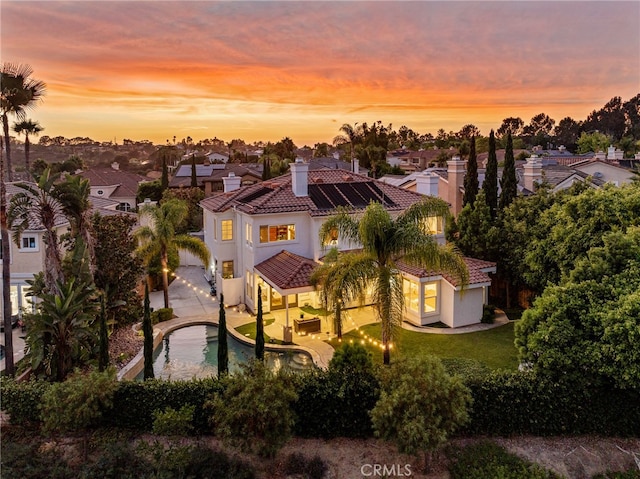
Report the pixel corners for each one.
[321,184,350,207]
[237,186,272,204]
[175,165,214,177]
[308,184,334,210]
[336,183,369,207]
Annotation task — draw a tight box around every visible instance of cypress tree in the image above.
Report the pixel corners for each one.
[262,157,271,181]
[143,283,154,379]
[499,132,517,211]
[190,155,197,187]
[161,154,169,191]
[255,285,265,361]
[483,130,498,218]
[98,294,109,372]
[218,293,228,377]
[463,135,479,207]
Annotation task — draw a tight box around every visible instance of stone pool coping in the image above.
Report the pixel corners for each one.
[117,314,323,381]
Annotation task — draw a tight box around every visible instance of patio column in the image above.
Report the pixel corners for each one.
[283,294,292,343]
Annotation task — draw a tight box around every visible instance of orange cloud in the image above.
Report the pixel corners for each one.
[2,1,638,145]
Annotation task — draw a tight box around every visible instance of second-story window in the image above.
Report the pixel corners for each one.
[20,235,38,251]
[259,224,296,243]
[245,223,253,247]
[221,219,233,241]
[423,216,444,235]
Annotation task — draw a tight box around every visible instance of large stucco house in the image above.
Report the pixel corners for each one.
[0,183,133,319]
[200,160,495,333]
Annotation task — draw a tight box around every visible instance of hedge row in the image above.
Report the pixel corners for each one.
[3,370,639,437]
[462,371,640,437]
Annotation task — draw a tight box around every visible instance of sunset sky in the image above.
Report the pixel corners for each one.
[2,1,639,146]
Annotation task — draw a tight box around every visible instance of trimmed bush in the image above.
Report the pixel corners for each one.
[150,307,173,324]
[0,378,50,424]
[284,452,328,479]
[107,377,224,433]
[463,371,640,436]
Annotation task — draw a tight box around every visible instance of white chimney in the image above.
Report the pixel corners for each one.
[290,158,309,197]
[352,158,360,174]
[523,154,542,192]
[223,172,241,193]
[607,146,616,162]
[415,170,439,197]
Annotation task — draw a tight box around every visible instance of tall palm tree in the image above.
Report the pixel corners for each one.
[8,168,65,294]
[13,118,43,175]
[1,63,46,181]
[333,123,363,168]
[54,174,96,279]
[135,199,210,308]
[318,200,468,364]
[1,139,15,376]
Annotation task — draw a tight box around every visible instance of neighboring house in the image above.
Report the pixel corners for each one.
[206,152,229,163]
[0,182,129,318]
[200,160,495,330]
[309,157,370,176]
[77,163,153,212]
[381,151,636,216]
[169,163,263,196]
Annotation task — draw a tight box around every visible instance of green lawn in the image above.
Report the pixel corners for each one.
[329,322,519,371]
[234,316,287,345]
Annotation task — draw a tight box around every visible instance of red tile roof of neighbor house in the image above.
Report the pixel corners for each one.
[397,257,496,287]
[77,168,152,199]
[254,250,318,290]
[200,168,426,217]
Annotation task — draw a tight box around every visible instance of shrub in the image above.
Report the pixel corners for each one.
[371,356,472,472]
[152,405,195,436]
[182,446,256,479]
[107,377,224,432]
[284,452,328,479]
[207,360,297,458]
[1,440,75,479]
[150,307,173,324]
[0,378,50,424]
[41,368,118,435]
[80,441,154,479]
[448,440,560,479]
[462,371,640,436]
[293,342,379,438]
[481,304,496,324]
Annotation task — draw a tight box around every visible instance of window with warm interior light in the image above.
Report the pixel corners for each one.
[423,282,438,313]
[246,270,253,298]
[259,224,296,243]
[245,223,253,246]
[221,220,233,241]
[403,278,420,312]
[327,228,338,245]
[423,216,444,235]
[222,261,234,279]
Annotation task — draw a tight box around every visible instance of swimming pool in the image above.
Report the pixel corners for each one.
[137,324,314,380]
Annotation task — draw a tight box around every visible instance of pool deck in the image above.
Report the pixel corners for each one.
[125,266,508,377]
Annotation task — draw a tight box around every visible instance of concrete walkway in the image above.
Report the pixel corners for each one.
[143,266,512,371]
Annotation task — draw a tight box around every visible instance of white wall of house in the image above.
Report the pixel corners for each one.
[573,162,635,186]
[440,283,487,328]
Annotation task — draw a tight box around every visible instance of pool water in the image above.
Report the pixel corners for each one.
[137,324,314,381]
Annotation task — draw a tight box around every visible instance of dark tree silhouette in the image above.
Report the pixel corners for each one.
[218,293,228,377]
[483,130,498,218]
[255,285,265,361]
[463,135,478,207]
[499,132,517,211]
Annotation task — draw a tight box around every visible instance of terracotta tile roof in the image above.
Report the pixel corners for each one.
[397,256,496,287]
[170,163,262,188]
[200,168,426,217]
[77,168,152,199]
[254,250,318,291]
